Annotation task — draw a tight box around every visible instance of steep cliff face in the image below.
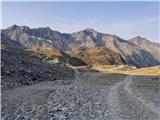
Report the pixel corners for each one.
[1,33,23,48]
[129,36,160,63]
[2,25,70,51]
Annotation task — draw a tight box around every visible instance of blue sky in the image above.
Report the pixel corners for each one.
[2,1,159,42]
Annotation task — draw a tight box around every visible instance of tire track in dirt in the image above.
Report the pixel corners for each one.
[107,76,160,119]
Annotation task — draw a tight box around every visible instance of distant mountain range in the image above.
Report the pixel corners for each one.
[1,25,160,67]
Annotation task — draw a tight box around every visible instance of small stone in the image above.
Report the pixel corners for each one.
[52,78,57,81]
[61,107,66,111]
[27,69,32,73]
[52,105,60,112]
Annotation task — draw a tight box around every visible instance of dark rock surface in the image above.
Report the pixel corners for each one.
[1,45,74,88]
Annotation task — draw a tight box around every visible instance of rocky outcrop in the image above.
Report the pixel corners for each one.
[129,36,160,64]
[1,33,23,48]
[2,25,70,51]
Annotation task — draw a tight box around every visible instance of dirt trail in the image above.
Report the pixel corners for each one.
[107,76,160,120]
[107,77,127,120]
[124,76,160,115]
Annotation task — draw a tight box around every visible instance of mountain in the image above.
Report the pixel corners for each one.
[1,33,23,48]
[70,29,160,67]
[129,36,160,62]
[69,47,127,66]
[71,28,105,48]
[2,25,70,51]
[2,25,160,67]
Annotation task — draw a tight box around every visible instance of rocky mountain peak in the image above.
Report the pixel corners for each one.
[135,36,144,39]
[19,26,31,30]
[36,26,52,31]
[84,28,97,32]
[7,25,31,34]
[129,36,150,45]
[9,24,19,29]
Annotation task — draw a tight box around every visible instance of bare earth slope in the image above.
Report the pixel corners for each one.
[69,47,127,66]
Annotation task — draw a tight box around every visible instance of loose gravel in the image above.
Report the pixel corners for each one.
[2,69,160,120]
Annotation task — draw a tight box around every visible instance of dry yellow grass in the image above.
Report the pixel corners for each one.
[27,48,68,58]
[129,66,160,76]
[92,65,160,76]
[69,47,126,66]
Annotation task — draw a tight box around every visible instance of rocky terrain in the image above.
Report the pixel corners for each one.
[1,45,75,88]
[1,25,70,51]
[2,25,160,67]
[1,33,23,48]
[2,67,160,120]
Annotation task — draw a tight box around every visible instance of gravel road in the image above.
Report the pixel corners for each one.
[1,68,160,120]
[107,76,159,120]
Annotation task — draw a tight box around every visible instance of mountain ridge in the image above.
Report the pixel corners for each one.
[2,25,160,67]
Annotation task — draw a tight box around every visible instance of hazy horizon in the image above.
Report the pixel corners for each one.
[2,1,159,42]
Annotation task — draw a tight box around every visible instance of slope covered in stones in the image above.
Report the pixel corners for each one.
[1,45,75,88]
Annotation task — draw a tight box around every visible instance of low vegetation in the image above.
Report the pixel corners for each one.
[92,65,160,76]
[69,47,126,66]
[132,76,160,87]
[29,48,87,66]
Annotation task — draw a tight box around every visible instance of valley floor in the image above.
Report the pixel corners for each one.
[1,67,160,120]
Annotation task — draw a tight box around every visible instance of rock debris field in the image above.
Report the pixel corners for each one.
[1,68,160,120]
